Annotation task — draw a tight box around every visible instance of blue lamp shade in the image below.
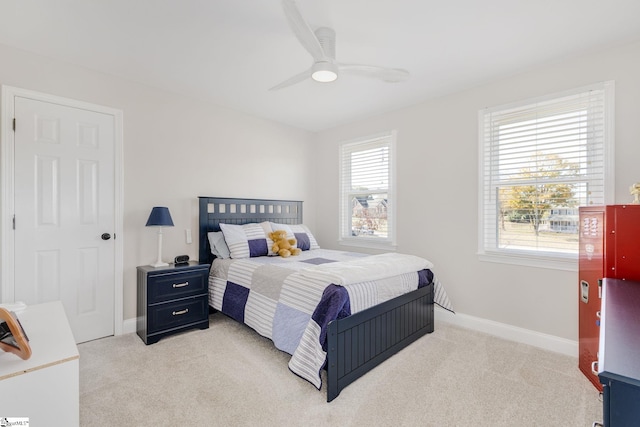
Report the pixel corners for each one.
[145,207,174,227]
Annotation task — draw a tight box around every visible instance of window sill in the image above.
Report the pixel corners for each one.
[339,238,397,252]
[478,251,577,272]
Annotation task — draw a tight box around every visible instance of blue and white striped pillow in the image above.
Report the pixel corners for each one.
[219,222,272,259]
[269,223,320,251]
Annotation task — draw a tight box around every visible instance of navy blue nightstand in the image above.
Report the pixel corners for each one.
[136,261,210,344]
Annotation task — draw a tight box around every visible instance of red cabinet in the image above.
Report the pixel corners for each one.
[578,205,640,390]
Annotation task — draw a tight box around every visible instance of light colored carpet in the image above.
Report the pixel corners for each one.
[79,314,602,426]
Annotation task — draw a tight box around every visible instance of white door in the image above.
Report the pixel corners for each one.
[12,95,116,343]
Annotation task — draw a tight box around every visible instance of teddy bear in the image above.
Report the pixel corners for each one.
[269,230,301,258]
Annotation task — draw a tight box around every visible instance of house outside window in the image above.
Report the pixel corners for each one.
[478,82,614,270]
[339,131,396,250]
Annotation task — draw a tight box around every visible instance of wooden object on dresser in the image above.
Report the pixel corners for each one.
[0,301,79,425]
[597,278,640,427]
[137,261,210,344]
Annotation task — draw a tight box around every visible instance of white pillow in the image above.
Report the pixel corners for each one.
[269,223,320,251]
[219,222,272,259]
[207,231,231,259]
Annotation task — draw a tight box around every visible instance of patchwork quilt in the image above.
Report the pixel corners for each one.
[208,249,452,389]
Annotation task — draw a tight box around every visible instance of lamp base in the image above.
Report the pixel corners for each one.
[150,226,169,268]
[149,261,169,268]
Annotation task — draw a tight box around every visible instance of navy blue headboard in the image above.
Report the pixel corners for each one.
[198,196,304,264]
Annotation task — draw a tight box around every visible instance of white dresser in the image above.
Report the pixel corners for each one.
[0,301,79,425]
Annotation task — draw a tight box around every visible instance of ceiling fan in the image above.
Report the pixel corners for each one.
[270,0,410,90]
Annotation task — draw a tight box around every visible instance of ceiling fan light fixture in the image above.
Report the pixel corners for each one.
[311,61,338,83]
[271,1,410,90]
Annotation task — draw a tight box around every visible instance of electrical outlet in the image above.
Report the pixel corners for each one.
[185,229,192,244]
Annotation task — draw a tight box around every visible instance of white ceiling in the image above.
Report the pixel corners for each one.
[1,0,639,132]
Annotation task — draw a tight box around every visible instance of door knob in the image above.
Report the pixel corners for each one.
[101,233,111,241]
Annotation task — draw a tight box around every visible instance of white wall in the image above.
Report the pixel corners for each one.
[312,40,640,342]
[2,38,640,345]
[0,43,316,322]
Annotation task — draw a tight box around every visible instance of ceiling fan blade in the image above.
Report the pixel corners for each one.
[338,63,410,83]
[282,0,325,61]
[269,69,311,91]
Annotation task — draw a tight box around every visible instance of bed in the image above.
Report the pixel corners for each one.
[198,196,450,401]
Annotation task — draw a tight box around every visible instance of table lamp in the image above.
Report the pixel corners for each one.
[146,206,174,267]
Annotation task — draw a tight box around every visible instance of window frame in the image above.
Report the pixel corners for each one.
[478,82,615,271]
[338,130,397,251]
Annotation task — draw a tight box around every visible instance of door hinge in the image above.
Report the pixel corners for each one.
[12,215,15,230]
[12,118,16,131]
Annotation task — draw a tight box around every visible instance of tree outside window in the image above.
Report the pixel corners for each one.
[480,82,613,266]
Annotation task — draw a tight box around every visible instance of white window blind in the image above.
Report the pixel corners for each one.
[479,82,614,268]
[339,131,396,249]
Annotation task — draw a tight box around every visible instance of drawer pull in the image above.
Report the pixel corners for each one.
[172,281,189,288]
[172,308,189,316]
[591,361,599,375]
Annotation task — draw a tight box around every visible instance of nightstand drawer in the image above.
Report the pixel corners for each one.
[147,270,207,304]
[147,297,208,334]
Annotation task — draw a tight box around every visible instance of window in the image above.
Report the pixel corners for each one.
[479,82,614,269]
[339,131,396,249]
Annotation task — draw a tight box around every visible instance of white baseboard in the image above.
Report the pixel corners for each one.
[122,318,137,335]
[121,311,577,357]
[435,306,578,358]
